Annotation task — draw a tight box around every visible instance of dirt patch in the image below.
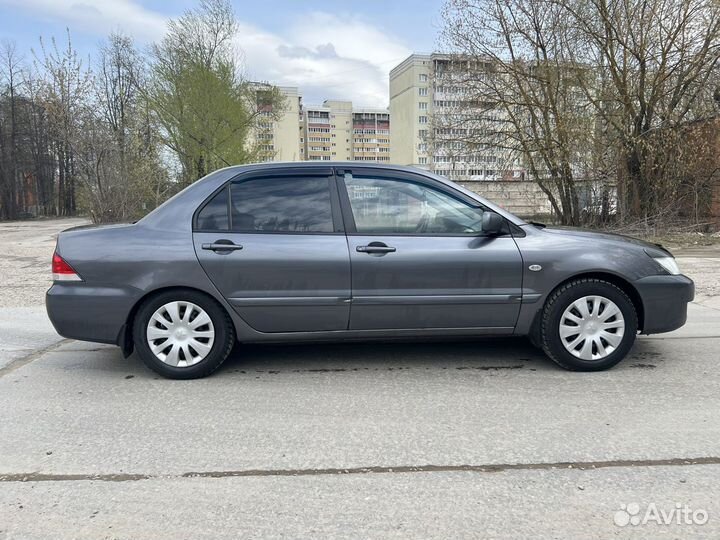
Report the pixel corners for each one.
[0,218,90,308]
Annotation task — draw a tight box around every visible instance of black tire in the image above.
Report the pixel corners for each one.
[132,289,235,379]
[540,278,638,371]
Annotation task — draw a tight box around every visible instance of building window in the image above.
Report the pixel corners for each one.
[418,157,427,165]
[418,129,428,138]
[418,87,428,96]
[418,116,428,124]
[419,73,428,82]
[418,102,427,110]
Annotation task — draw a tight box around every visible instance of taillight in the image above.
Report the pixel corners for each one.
[52,252,82,282]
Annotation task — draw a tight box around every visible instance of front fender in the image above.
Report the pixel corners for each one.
[512,227,660,335]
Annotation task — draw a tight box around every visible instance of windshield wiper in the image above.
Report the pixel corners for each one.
[528,221,547,229]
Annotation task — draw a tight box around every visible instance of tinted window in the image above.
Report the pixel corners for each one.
[344,176,485,235]
[230,177,333,233]
[196,186,229,230]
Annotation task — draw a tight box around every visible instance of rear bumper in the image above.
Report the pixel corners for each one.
[46,283,141,345]
[634,274,694,334]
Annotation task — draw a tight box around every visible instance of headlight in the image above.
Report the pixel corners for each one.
[652,255,680,275]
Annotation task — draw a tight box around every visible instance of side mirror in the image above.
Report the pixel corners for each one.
[482,211,505,236]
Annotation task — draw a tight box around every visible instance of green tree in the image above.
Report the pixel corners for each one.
[148,0,284,186]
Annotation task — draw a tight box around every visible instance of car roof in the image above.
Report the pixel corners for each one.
[140,161,527,229]
[221,161,425,174]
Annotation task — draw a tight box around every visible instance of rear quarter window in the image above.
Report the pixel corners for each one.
[196,187,229,231]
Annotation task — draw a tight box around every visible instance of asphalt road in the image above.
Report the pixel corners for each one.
[1,219,720,539]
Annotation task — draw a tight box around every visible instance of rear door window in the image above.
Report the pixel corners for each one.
[230,177,334,233]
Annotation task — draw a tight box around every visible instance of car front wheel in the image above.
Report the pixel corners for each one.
[540,278,638,371]
[133,290,235,379]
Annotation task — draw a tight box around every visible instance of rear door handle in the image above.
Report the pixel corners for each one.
[202,241,243,252]
[356,244,396,254]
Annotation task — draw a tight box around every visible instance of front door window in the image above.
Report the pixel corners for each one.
[344,176,486,235]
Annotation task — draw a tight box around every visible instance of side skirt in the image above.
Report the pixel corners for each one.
[239,326,515,344]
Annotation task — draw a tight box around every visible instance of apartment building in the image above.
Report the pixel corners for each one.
[252,86,303,162]
[389,53,550,215]
[390,53,525,179]
[389,54,432,169]
[254,89,390,164]
[303,100,354,161]
[301,104,331,161]
[352,108,391,162]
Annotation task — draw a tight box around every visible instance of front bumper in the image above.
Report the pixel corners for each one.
[634,274,694,334]
[46,283,141,345]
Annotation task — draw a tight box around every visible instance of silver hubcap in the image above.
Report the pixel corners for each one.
[559,295,625,361]
[146,301,215,367]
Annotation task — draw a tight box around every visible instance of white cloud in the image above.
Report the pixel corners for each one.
[0,0,166,41]
[2,0,411,107]
[234,12,411,107]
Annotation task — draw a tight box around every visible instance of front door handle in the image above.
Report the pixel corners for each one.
[356,243,396,254]
[202,240,243,252]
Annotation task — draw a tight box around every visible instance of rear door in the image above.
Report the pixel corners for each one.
[193,168,351,333]
[337,168,524,331]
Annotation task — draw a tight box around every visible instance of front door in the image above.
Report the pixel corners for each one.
[193,169,351,333]
[338,170,523,331]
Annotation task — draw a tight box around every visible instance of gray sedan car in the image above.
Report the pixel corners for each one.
[46,163,694,379]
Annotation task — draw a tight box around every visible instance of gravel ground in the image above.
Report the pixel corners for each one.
[676,256,720,302]
[0,218,89,308]
[0,219,90,370]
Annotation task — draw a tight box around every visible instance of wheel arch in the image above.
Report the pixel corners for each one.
[117,285,233,358]
[529,271,645,343]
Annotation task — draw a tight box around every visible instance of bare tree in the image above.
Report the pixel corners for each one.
[442,0,720,225]
[72,33,170,223]
[0,42,55,219]
[0,41,23,219]
[442,0,599,225]
[33,31,92,216]
[562,0,720,221]
[97,33,139,190]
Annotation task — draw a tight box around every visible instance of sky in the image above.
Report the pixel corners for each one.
[0,0,445,107]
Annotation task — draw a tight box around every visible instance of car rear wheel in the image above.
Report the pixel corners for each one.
[133,290,235,379]
[540,279,638,371]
